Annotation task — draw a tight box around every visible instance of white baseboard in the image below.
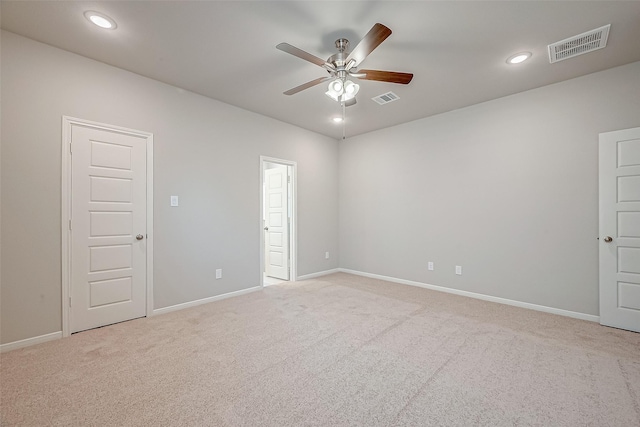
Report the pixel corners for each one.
[152,286,262,316]
[0,331,63,353]
[338,268,600,323]
[1,271,598,352]
[297,268,340,281]
[1,286,263,351]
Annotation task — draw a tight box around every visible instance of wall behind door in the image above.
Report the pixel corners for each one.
[0,31,339,344]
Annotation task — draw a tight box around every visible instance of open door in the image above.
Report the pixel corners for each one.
[265,166,290,280]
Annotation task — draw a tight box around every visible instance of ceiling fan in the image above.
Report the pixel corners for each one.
[277,23,413,106]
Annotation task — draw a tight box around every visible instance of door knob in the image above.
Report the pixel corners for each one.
[264,227,269,231]
[603,236,613,243]
[136,234,144,240]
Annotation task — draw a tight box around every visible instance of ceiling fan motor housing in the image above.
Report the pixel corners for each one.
[329,39,351,79]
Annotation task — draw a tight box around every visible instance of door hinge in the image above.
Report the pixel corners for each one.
[69,296,72,307]
[69,143,72,154]
[69,219,72,230]
[287,175,290,183]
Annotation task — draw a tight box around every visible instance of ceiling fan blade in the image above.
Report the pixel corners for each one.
[345,23,392,66]
[277,43,333,69]
[283,77,330,95]
[357,69,414,84]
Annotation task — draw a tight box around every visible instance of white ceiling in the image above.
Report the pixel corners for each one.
[2,1,640,140]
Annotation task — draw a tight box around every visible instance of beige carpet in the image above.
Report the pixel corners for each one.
[2,273,639,426]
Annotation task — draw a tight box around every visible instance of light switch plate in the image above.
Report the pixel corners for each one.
[455,265,462,275]
[170,196,179,207]
[215,269,222,279]
[428,262,434,271]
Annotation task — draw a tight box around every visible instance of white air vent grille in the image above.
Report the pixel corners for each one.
[548,24,610,63]
[372,91,399,105]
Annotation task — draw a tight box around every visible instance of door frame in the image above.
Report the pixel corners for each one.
[260,156,297,285]
[61,116,154,337]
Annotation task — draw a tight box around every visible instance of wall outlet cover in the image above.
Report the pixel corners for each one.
[215,268,222,279]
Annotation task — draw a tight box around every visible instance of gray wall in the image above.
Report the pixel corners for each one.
[1,31,339,344]
[339,61,640,316]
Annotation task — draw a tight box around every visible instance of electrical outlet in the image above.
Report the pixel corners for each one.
[455,265,462,275]
[215,269,222,279]
[170,195,179,207]
[325,252,330,259]
[428,262,434,271]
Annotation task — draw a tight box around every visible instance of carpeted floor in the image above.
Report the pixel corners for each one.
[1,273,639,426]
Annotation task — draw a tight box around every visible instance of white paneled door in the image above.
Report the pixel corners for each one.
[265,167,289,280]
[70,124,147,333]
[599,126,640,333]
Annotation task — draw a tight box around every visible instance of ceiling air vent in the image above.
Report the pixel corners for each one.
[372,91,399,105]
[548,24,610,63]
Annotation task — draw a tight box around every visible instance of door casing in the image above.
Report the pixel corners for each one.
[260,156,297,285]
[61,116,154,337]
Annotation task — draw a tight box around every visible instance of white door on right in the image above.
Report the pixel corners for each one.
[265,167,289,280]
[599,126,640,333]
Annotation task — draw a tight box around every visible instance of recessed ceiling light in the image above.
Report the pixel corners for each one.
[84,11,117,30]
[332,117,343,123]
[507,52,532,64]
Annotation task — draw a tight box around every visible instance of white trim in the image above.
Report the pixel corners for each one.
[260,156,298,286]
[297,269,340,281]
[61,116,154,337]
[152,286,262,316]
[61,118,71,337]
[0,332,62,353]
[338,268,600,323]
[146,133,155,314]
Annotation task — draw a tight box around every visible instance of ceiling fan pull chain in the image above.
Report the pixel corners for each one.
[342,102,346,140]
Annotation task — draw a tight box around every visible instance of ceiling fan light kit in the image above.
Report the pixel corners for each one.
[325,78,359,102]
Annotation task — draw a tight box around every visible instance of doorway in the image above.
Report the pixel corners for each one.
[260,157,296,286]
